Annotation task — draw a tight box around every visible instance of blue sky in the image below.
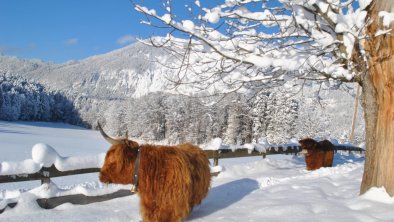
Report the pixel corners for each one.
[0,0,286,64]
[0,0,172,63]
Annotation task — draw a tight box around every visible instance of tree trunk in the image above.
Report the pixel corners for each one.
[360,0,394,195]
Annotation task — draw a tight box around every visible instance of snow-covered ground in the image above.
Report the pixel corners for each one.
[1,121,393,221]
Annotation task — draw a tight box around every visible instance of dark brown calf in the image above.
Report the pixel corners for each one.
[299,138,335,170]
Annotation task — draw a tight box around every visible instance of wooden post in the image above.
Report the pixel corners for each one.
[213,150,219,166]
[40,167,51,185]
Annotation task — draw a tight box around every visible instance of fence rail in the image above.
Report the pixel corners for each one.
[0,145,365,184]
[0,166,99,184]
[206,145,364,166]
[35,189,133,209]
[0,145,364,214]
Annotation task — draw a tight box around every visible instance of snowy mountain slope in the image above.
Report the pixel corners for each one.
[0,122,393,222]
[0,43,172,98]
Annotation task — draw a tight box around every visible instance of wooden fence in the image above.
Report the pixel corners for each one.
[0,145,364,214]
[207,145,364,166]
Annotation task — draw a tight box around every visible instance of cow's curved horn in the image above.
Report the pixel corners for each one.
[97,122,125,145]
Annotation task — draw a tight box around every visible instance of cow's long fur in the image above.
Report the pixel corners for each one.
[299,138,334,171]
[99,141,211,222]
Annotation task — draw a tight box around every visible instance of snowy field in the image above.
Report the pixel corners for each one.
[1,121,394,221]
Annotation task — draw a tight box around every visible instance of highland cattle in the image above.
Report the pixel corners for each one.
[98,123,211,222]
[299,138,335,170]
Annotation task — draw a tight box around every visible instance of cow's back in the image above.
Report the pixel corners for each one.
[318,140,334,167]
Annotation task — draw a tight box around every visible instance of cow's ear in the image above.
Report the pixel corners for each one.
[125,140,139,149]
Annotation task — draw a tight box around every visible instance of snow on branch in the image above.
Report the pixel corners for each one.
[378,11,394,27]
[132,0,371,94]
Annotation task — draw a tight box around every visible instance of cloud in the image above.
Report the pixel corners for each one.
[0,45,11,54]
[117,34,137,45]
[0,43,37,54]
[65,38,78,46]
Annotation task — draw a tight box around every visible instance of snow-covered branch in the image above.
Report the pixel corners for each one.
[133,0,371,95]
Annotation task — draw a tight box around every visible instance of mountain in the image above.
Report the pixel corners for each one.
[0,42,172,99]
[0,42,365,144]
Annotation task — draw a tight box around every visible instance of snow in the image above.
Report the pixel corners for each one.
[359,0,373,10]
[1,121,394,221]
[182,20,195,32]
[361,187,394,204]
[135,6,156,16]
[161,14,171,24]
[203,137,223,150]
[1,139,105,176]
[375,29,392,36]
[254,137,270,153]
[0,159,40,175]
[335,9,367,59]
[27,182,128,199]
[379,11,394,28]
[0,150,104,176]
[132,0,377,88]
[31,143,58,167]
[204,8,221,24]
[311,28,335,48]
[54,154,105,172]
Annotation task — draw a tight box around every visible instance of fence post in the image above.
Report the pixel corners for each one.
[213,150,219,166]
[40,166,51,185]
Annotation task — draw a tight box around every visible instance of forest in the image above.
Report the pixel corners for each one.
[0,74,82,125]
[0,74,364,145]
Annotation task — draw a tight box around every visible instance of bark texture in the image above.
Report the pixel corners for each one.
[360,0,394,195]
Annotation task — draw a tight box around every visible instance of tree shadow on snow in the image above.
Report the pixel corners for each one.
[187,178,259,220]
[333,153,365,166]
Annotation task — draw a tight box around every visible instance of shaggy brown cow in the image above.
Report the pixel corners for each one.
[98,124,211,222]
[299,138,335,170]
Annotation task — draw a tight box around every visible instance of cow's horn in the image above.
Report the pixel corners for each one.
[97,122,125,145]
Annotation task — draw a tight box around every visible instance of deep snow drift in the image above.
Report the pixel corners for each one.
[0,121,393,222]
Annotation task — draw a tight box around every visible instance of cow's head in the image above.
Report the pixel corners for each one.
[299,138,318,156]
[98,123,139,185]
